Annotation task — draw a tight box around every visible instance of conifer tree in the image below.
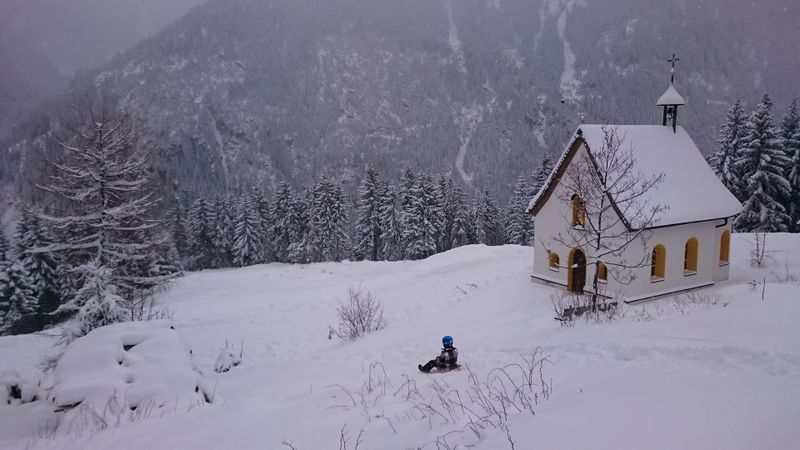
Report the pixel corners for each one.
[187,196,216,269]
[524,156,555,242]
[355,166,383,261]
[531,156,554,197]
[213,197,235,268]
[401,175,440,260]
[308,175,350,262]
[0,231,13,334]
[422,174,445,254]
[449,184,472,248]
[233,194,265,267]
[0,259,37,335]
[170,198,189,267]
[734,94,792,232]
[435,177,455,253]
[287,189,311,263]
[475,190,505,246]
[377,181,401,261]
[32,97,164,340]
[710,99,748,201]
[15,211,61,332]
[432,176,453,253]
[251,189,272,262]
[780,99,800,231]
[57,263,128,343]
[506,174,534,245]
[398,168,417,257]
[270,182,296,263]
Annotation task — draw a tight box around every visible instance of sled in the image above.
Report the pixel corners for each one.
[420,364,462,374]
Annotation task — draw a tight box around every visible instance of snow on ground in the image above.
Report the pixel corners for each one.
[1,234,800,449]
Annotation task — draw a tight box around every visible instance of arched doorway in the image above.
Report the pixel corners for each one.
[568,248,587,294]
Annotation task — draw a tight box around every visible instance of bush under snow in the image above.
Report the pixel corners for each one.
[48,320,211,418]
[1,369,39,405]
[334,286,388,341]
[213,340,243,373]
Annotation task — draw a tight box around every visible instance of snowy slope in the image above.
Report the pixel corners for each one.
[1,234,799,449]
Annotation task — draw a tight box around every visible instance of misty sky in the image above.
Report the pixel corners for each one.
[0,0,206,75]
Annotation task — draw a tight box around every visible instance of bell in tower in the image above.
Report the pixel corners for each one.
[657,53,686,133]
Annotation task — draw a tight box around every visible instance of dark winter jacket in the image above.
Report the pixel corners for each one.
[436,347,458,368]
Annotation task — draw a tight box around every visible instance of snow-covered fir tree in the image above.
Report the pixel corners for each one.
[308,175,350,262]
[213,197,235,268]
[401,174,441,260]
[475,190,506,246]
[232,193,265,267]
[355,165,383,261]
[422,174,445,254]
[377,181,402,261]
[531,156,554,198]
[435,177,454,253]
[506,174,534,246]
[734,94,792,232]
[187,196,216,270]
[780,99,800,231]
[32,99,166,341]
[0,258,37,335]
[449,184,473,249]
[56,262,129,343]
[397,167,417,257]
[251,189,272,262]
[170,198,189,268]
[710,99,748,202]
[14,211,61,332]
[287,190,312,263]
[270,182,296,263]
[0,231,14,334]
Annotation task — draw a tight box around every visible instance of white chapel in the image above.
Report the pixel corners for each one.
[527,70,742,302]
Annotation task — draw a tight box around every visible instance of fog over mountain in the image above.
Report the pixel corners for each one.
[3,0,799,203]
[0,0,205,130]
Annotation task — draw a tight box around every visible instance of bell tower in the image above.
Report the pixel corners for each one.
[657,53,685,133]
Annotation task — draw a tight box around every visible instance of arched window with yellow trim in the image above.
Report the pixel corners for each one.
[571,194,586,228]
[684,237,699,275]
[597,261,608,283]
[651,244,666,281]
[720,230,730,265]
[548,252,560,272]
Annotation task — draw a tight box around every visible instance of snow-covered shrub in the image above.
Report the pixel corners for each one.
[213,340,243,373]
[1,369,40,405]
[334,286,387,341]
[551,291,622,325]
[47,320,211,433]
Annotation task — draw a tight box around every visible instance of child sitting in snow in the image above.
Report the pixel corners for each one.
[418,335,458,373]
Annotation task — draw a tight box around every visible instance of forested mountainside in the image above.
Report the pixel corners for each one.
[4,0,799,203]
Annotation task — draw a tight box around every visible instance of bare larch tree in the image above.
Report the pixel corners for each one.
[553,126,666,308]
[32,93,169,341]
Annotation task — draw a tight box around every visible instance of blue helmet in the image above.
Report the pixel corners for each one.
[442,335,454,348]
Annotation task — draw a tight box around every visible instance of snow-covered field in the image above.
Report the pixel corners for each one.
[1,234,799,449]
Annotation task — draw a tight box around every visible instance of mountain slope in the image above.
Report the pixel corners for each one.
[5,0,799,201]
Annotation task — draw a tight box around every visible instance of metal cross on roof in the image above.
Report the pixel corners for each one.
[667,53,680,83]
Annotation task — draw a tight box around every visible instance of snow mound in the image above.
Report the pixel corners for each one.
[48,320,211,412]
[1,369,39,405]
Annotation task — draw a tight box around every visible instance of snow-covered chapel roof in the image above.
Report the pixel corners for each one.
[656,83,686,106]
[528,124,742,228]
